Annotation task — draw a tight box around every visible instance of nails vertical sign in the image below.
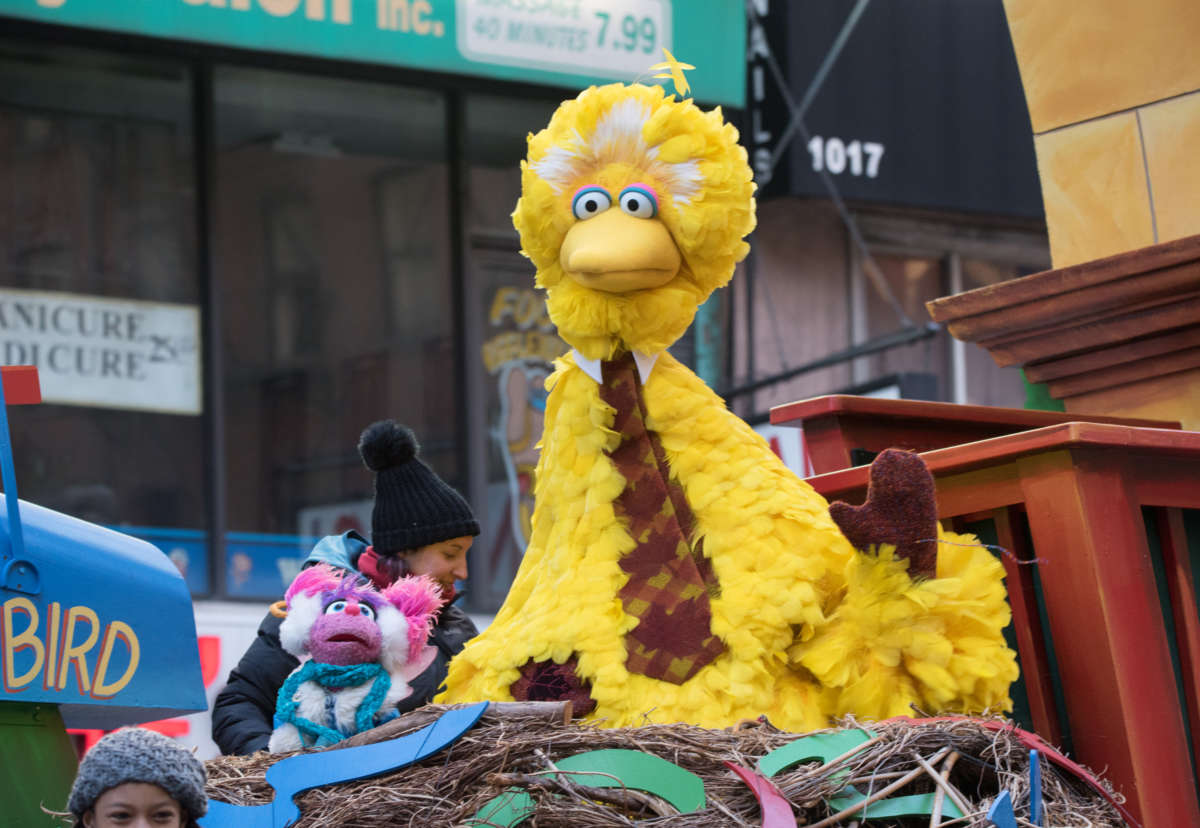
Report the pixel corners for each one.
[745,0,790,195]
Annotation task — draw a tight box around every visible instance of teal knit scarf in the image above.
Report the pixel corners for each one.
[275,661,391,747]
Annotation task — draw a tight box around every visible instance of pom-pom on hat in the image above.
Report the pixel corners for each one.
[358,420,480,555]
[68,727,207,827]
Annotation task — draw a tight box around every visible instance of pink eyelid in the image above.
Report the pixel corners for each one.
[623,183,660,206]
[572,184,610,201]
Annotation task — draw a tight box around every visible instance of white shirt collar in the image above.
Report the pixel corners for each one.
[572,349,659,384]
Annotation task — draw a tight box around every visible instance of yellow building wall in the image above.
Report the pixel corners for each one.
[1004,0,1200,266]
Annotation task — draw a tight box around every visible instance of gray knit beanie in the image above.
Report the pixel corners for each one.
[68,728,207,826]
[358,421,480,554]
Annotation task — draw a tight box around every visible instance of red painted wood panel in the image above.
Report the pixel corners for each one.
[770,395,1179,431]
[770,395,1179,474]
[1017,450,1197,826]
[1133,470,1200,509]
[799,421,1200,826]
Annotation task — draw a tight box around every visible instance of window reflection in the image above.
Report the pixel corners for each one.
[0,42,208,591]
[214,67,454,598]
[862,254,952,397]
[961,259,1028,408]
[464,93,561,611]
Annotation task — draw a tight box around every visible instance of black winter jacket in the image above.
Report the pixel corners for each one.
[211,600,477,756]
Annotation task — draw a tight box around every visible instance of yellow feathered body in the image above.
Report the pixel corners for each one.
[440,351,1017,727]
[438,81,1017,727]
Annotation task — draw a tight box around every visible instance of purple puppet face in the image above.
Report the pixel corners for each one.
[279,563,443,675]
[307,594,384,666]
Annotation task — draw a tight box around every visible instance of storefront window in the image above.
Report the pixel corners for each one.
[858,252,1030,408]
[0,43,209,592]
[463,93,560,611]
[214,67,453,598]
[861,253,953,398]
[960,259,1028,408]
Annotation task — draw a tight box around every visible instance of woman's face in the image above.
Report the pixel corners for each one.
[403,536,473,599]
[82,783,183,828]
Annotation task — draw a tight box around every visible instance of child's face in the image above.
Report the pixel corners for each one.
[82,782,183,828]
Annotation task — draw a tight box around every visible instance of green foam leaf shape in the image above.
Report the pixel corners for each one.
[467,748,705,826]
[758,728,963,822]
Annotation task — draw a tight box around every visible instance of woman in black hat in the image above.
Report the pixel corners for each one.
[211,421,480,756]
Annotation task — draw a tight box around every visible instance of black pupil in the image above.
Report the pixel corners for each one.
[585,198,597,212]
[627,198,638,210]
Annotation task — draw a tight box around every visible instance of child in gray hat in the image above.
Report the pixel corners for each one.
[67,728,207,828]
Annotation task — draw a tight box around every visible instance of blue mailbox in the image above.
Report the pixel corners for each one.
[0,366,206,726]
[1,499,207,727]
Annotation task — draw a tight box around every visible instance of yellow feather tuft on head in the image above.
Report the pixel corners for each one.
[649,48,695,98]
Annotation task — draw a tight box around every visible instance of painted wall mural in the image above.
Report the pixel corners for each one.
[479,285,563,604]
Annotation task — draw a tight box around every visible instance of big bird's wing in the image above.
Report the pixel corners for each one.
[645,352,1018,722]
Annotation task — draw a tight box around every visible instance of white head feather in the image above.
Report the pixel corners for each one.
[374,605,412,674]
[278,592,323,657]
[531,99,701,204]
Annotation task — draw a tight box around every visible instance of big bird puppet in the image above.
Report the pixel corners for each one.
[440,70,1017,730]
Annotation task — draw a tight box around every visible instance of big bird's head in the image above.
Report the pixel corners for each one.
[514,83,755,359]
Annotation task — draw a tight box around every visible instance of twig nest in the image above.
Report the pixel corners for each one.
[205,709,1130,826]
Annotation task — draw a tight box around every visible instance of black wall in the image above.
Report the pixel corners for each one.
[748,0,1043,217]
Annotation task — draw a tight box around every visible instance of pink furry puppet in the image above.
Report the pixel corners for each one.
[268,563,442,752]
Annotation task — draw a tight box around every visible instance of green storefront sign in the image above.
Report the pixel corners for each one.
[0,0,745,106]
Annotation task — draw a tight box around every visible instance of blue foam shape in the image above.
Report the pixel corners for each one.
[200,702,488,828]
[0,368,26,564]
[202,801,272,828]
[1029,749,1043,826]
[987,790,1017,828]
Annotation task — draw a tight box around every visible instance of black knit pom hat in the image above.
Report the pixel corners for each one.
[358,420,480,555]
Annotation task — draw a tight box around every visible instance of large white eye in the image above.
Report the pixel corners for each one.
[357,602,376,621]
[618,185,659,219]
[324,600,347,615]
[571,186,612,220]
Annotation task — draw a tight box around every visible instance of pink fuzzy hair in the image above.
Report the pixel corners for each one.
[382,575,443,663]
[284,563,348,605]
